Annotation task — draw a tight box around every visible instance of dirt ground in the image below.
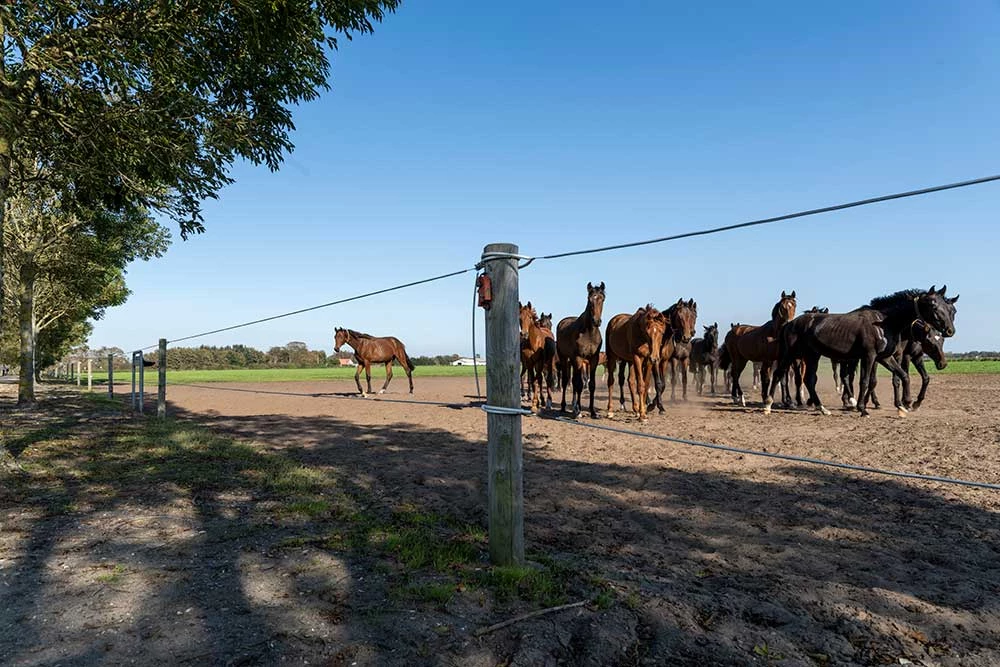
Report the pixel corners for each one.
[3,370,1000,666]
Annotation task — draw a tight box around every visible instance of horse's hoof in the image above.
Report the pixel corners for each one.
[848,397,857,407]
[739,396,746,408]
[860,410,870,418]
[896,407,908,418]
[872,403,881,410]
[911,401,922,411]
[763,398,772,415]
[607,411,615,419]
[378,389,386,395]
[640,418,649,424]
[819,406,831,416]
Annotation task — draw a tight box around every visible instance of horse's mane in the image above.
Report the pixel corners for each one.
[348,329,375,339]
[868,289,924,309]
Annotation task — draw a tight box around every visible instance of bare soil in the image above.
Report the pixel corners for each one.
[3,371,1000,666]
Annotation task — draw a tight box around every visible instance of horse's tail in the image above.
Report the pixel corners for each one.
[397,343,415,371]
[543,338,557,387]
[718,344,731,371]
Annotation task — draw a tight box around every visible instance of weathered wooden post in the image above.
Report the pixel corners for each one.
[138,353,145,415]
[481,242,524,566]
[108,354,114,399]
[157,339,167,419]
[87,359,92,391]
[76,361,81,386]
[131,351,138,412]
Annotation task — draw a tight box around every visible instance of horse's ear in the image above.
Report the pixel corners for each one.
[713,322,718,329]
[526,301,531,309]
[781,291,787,298]
[790,290,796,299]
[587,282,593,290]
[939,284,947,296]
[948,294,960,304]
[599,281,605,291]
[928,285,936,294]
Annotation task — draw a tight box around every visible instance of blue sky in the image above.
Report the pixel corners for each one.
[89,1,1000,356]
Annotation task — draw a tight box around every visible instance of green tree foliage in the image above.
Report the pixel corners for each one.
[0,0,399,333]
[160,341,329,370]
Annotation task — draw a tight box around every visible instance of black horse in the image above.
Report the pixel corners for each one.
[840,320,948,411]
[690,323,720,395]
[766,286,958,417]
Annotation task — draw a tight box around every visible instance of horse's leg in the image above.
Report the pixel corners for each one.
[880,354,911,416]
[531,359,542,413]
[856,353,876,417]
[571,359,585,417]
[840,360,856,409]
[605,354,617,417]
[669,359,677,402]
[803,354,828,415]
[587,354,600,419]
[760,363,773,408]
[559,360,570,413]
[380,360,393,393]
[364,361,374,395]
[619,361,630,413]
[731,358,747,407]
[752,362,760,390]
[900,356,914,408]
[831,359,841,393]
[354,363,365,396]
[912,357,929,409]
[678,359,687,401]
[627,358,641,419]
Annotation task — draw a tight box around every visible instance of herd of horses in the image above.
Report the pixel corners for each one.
[330,283,959,422]
[517,283,958,421]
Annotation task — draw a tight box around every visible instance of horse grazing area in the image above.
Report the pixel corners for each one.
[3,372,1000,666]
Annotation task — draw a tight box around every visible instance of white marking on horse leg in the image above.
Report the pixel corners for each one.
[848,397,857,407]
[897,406,908,418]
[763,397,772,414]
[818,405,831,416]
[378,389,385,395]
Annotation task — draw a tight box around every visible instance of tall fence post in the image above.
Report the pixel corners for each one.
[108,354,114,399]
[87,359,92,392]
[76,361,81,386]
[481,242,524,566]
[131,351,139,412]
[157,339,167,419]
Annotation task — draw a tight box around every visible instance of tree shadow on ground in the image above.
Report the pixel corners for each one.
[2,391,999,666]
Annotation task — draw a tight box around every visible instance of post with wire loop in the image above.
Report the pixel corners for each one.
[481,242,524,566]
[157,339,167,419]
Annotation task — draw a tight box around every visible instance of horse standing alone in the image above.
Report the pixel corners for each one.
[334,327,415,397]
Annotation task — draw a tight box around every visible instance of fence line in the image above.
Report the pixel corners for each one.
[552,416,1000,491]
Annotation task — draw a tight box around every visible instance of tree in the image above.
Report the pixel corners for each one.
[3,185,168,404]
[0,0,399,339]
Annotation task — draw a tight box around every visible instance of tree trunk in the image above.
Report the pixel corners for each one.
[17,260,36,407]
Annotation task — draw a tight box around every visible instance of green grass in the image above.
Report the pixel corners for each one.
[89,364,487,385]
[934,360,1000,374]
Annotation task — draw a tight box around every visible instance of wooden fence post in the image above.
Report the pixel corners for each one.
[108,354,114,398]
[76,361,81,386]
[158,339,167,419]
[87,359,92,392]
[482,242,524,566]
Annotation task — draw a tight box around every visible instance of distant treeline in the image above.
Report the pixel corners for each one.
[138,344,464,370]
[946,351,1000,361]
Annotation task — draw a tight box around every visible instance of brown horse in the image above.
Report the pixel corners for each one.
[557,281,606,418]
[718,291,797,407]
[333,327,415,397]
[604,305,666,421]
[519,302,557,412]
[647,298,698,412]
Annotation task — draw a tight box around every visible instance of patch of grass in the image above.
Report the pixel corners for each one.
[753,643,785,661]
[474,564,569,607]
[400,582,456,608]
[96,564,126,584]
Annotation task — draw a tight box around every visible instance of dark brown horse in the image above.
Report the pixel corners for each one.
[691,322,720,396]
[647,298,698,412]
[848,320,948,410]
[557,281,606,418]
[334,327,415,397]
[767,286,958,417]
[718,291,797,407]
[604,305,667,421]
[519,302,557,412]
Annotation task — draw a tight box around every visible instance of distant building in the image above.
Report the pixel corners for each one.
[451,357,485,366]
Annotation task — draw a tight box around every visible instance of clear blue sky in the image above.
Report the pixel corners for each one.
[89,1,1000,356]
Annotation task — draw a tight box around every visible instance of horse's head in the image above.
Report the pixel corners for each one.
[333,327,349,353]
[586,281,606,328]
[669,298,697,343]
[773,290,797,326]
[703,322,719,350]
[913,319,948,370]
[917,285,958,337]
[518,301,537,342]
[641,305,667,362]
[538,312,553,330]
